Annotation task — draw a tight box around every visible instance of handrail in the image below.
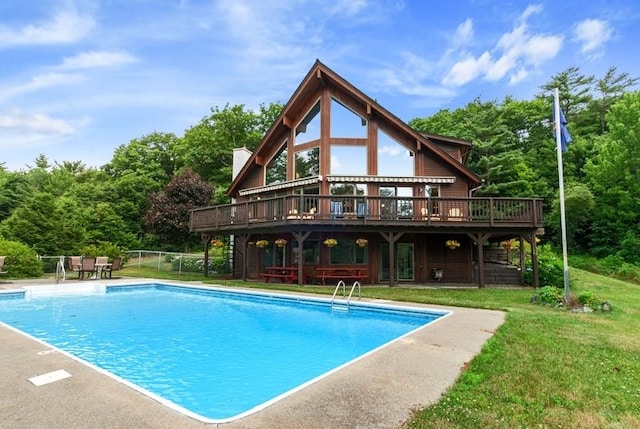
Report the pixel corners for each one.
[347,281,361,303]
[331,280,346,304]
[331,280,361,311]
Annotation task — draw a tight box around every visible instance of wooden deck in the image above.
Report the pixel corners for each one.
[190,195,544,234]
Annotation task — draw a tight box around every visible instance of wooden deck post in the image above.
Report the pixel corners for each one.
[202,233,212,277]
[292,231,311,285]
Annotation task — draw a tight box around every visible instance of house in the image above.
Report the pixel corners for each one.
[190,60,543,287]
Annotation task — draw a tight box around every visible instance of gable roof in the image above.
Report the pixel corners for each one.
[228,60,482,196]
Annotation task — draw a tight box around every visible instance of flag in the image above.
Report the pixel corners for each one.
[554,107,572,152]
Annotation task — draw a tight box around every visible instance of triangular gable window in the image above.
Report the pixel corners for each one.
[330,98,366,138]
[377,129,414,177]
[295,100,321,146]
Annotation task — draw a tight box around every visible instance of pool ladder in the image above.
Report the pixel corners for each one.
[330,280,361,311]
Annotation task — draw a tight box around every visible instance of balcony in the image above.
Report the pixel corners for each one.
[190,195,544,234]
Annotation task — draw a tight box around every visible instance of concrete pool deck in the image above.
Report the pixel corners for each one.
[0,278,505,429]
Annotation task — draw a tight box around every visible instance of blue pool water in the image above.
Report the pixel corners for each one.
[0,283,448,422]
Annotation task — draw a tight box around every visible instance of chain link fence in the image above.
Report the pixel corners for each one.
[37,251,232,278]
[124,250,232,275]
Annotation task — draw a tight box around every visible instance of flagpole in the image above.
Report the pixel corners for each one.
[554,88,570,302]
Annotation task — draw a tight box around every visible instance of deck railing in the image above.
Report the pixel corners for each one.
[190,195,544,232]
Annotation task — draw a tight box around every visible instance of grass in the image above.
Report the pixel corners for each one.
[119,266,640,428]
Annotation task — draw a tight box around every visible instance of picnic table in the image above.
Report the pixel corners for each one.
[262,266,299,283]
[316,267,368,285]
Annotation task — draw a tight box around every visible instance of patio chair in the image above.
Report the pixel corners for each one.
[101,257,123,279]
[330,201,344,219]
[0,256,7,275]
[79,257,97,280]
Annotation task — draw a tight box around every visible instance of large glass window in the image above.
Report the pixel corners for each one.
[377,129,414,176]
[295,100,321,145]
[330,145,367,175]
[330,98,367,138]
[293,240,320,265]
[329,239,368,265]
[266,144,287,185]
[330,183,366,215]
[380,186,413,219]
[294,147,319,179]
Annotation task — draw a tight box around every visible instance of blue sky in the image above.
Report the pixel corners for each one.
[1,0,638,171]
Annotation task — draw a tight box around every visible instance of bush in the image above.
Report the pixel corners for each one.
[532,285,564,306]
[80,242,125,261]
[523,244,564,287]
[0,239,44,279]
[577,290,602,309]
[171,256,205,273]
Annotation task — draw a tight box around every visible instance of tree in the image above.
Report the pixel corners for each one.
[584,91,640,257]
[591,66,639,134]
[175,103,283,204]
[144,168,214,250]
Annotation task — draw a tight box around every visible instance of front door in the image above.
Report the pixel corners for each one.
[379,242,415,282]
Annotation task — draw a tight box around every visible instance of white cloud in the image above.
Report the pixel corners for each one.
[443,52,492,86]
[442,4,562,87]
[453,19,474,47]
[379,145,402,156]
[59,51,139,69]
[573,19,612,56]
[0,73,84,102]
[0,109,75,137]
[0,9,95,47]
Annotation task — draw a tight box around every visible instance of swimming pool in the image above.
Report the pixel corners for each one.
[0,282,450,423]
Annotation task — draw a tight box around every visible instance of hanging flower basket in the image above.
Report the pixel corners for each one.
[501,240,512,250]
[445,239,461,250]
[255,240,269,248]
[211,239,224,249]
[355,238,368,248]
[275,238,287,248]
[323,238,338,248]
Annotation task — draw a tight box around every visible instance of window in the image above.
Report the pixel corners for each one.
[377,129,413,176]
[329,239,368,265]
[293,240,320,265]
[266,144,287,185]
[330,98,367,138]
[330,145,367,175]
[295,100,321,145]
[330,183,366,214]
[380,186,413,219]
[294,147,319,179]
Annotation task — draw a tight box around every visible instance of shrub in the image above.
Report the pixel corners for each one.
[577,290,602,309]
[171,256,219,273]
[532,285,564,306]
[80,242,125,261]
[523,245,564,287]
[0,239,44,279]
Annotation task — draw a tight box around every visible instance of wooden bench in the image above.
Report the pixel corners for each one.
[316,267,368,285]
[262,267,299,283]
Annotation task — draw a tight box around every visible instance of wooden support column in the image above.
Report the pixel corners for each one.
[202,233,212,277]
[467,232,490,288]
[380,232,404,287]
[292,231,312,285]
[530,233,540,288]
[235,234,250,281]
[519,235,526,279]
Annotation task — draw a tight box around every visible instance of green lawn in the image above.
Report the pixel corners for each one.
[120,266,640,428]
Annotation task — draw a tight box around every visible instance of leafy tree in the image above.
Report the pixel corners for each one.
[584,91,640,257]
[0,192,63,255]
[105,132,179,183]
[176,103,283,204]
[592,66,640,134]
[144,168,214,250]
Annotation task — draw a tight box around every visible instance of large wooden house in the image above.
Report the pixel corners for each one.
[190,60,543,287]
